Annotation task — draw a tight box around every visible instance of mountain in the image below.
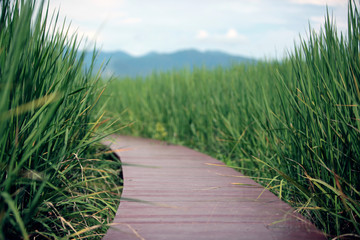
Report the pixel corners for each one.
[84,49,255,78]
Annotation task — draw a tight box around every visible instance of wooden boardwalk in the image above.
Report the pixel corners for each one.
[103,135,325,240]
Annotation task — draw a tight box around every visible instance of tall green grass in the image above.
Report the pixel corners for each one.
[104,1,360,237]
[272,2,360,236]
[0,0,122,239]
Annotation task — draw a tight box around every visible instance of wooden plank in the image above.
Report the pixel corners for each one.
[103,135,326,240]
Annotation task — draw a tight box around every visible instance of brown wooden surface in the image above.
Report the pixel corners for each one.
[103,135,326,240]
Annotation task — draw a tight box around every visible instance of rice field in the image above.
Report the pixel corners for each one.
[104,1,360,238]
[1,0,360,239]
[0,1,122,239]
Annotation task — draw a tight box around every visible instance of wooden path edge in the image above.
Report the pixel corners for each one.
[102,135,326,240]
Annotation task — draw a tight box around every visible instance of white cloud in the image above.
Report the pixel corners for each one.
[223,29,247,42]
[120,18,142,24]
[46,0,349,59]
[48,0,127,24]
[196,30,209,39]
[91,0,125,8]
[226,28,239,39]
[290,0,346,6]
[196,28,247,43]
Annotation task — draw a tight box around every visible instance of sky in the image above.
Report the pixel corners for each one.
[47,0,349,59]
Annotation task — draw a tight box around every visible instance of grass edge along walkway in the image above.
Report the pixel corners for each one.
[103,135,325,240]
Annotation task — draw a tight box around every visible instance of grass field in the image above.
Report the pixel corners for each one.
[104,1,360,238]
[0,1,122,239]
[2,0,360,239]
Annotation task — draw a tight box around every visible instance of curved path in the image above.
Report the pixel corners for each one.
[103,135,325,240]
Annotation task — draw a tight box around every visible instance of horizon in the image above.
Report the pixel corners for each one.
[96,48,257,59]
[48,0,348,59]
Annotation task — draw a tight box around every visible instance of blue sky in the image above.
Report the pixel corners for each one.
[48,0,348,59]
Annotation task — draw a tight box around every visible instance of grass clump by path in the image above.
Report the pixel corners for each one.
[104,1,360,238]
[0,0,122,239]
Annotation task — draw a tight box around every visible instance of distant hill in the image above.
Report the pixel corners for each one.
[84,49,255,78]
